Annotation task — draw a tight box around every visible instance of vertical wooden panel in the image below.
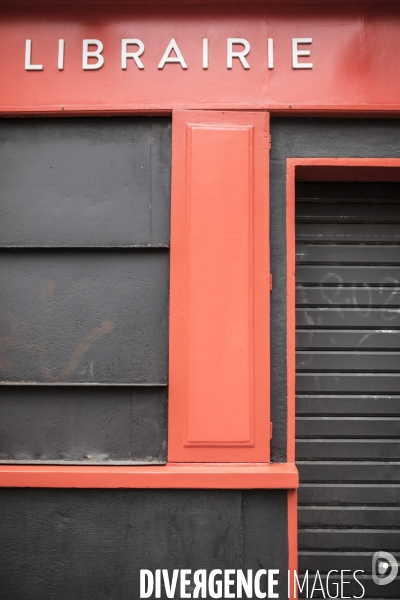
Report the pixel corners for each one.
[169,111,270,462]
[187,125,252,444]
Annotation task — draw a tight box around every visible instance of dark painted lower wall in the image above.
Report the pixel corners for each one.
[0,488,288,600]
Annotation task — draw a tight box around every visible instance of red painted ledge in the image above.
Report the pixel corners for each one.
[0,463,298,489]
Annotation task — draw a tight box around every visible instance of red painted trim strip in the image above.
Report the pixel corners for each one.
[0,463,298,489]
[286,161,296,465]
[287,157,400,169]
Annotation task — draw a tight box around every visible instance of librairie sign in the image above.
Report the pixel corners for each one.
[25,38,313,72]
[1,4,400,113]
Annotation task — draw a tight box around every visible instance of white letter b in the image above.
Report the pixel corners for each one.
[83,39,104,70]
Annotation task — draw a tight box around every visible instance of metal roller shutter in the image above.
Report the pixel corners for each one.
[295,182,400,598]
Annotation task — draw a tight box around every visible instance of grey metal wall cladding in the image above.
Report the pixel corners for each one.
[0,387,167,464]
[0,117,171,464]
[0,118,171,247]
[0,250,169,384]
[295,182,400,599]
[0,488,288,600]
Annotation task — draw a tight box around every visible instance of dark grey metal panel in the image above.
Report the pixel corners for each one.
[297,307,400,327]
[297,243,400,264]
[299,529,400,551]
[297,330,400,348]
[0,488,288,600]
[297,181,400,202]
[296,265,400,285]
[297,351,400,372]
[297,373,400,393]
[296,286,400,307]
[296,202,400,223]
[298,484,400,505]
[296,395,400,415]
[0,118,171,247]
[297,461,400,482]
[299,506,400,527]
[0,386,166,464]
[297,416,400,437]
[296,439,400,460]
[0,250,169,384]
[297,223,400,243]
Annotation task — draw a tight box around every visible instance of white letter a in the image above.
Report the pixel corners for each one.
[158,38,187,69]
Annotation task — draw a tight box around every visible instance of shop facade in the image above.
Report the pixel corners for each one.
[0,1,399,598]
